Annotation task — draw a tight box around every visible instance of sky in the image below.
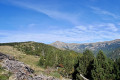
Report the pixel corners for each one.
[0,0,120,43]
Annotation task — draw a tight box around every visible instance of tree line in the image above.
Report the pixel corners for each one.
[72,50,120,80]
[0,42,120,80]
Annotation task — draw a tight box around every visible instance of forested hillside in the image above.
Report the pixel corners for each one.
[73,50,120,80]
[0,41,81,78]
[108,48,120,59]
[0,41,120,80]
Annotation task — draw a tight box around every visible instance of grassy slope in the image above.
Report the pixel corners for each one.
[0,46,44,74]
[0,45,66,79]
[0,42,81,79]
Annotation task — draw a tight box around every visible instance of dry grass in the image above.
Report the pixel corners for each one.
[0,46,44,74]
[0,46,67,79]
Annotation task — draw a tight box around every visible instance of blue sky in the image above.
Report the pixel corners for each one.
[0,0,120,43]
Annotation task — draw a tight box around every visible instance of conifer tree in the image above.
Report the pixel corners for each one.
[91,50,115,80]
[75,49,94,79]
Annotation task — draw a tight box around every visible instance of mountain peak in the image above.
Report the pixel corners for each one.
[50,39,120,56]
[50,41,68,49]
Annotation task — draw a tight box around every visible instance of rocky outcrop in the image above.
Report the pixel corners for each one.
[2,59,34,80]
[0,52,59,80]
[0,52,14,60]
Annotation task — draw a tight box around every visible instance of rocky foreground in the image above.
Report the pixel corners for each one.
[0,52,59,80]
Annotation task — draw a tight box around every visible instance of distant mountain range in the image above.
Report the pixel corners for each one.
[0,39,120,59]
[50,39,120,59]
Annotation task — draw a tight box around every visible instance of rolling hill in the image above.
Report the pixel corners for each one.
[0,41,80,79]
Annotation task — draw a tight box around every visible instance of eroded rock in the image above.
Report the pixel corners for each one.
[0,52,59,80]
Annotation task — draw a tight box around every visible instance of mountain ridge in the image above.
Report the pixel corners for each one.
[51,39,120,45]
[50,39,120,58]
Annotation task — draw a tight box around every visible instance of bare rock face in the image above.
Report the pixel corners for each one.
[0,52,59,80]
[2,59,34,80]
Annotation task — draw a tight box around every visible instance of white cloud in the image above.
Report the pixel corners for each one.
[107,23,118,31]
[75,26,87,31]
[5,0,79,25]
[98,23,118,32]
[0,23,119,43]
[28,23,36,28]
[91,7,120,19]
